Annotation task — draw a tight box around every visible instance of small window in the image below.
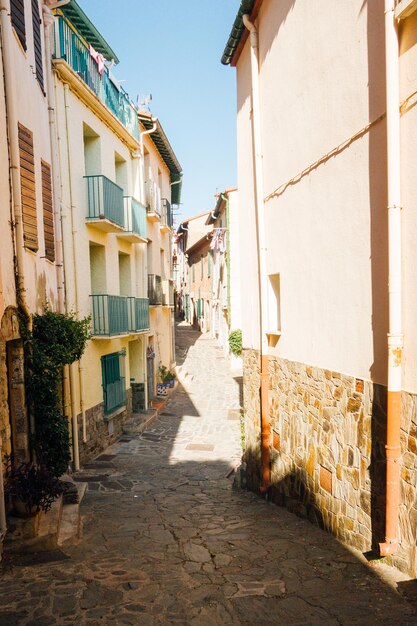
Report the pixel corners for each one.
[101,351,126,415]
[41,160,54,261]
[11,0,26,51]
[31,0,43,90]
[18,123,38,252]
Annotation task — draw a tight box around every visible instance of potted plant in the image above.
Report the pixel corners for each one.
[4,462,64,518]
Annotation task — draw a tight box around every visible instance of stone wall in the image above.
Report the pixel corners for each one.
[77,388,132,466]
[242,349,417,577]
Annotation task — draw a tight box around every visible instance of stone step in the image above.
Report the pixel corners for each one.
[5,480,88,554]
[57,482,87,547]
[123,409,158,435]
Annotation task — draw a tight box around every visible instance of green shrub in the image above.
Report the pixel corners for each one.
[28,311,90,476]
[228,329,242,356]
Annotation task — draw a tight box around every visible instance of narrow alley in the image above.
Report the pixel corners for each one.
[0,325,416,625]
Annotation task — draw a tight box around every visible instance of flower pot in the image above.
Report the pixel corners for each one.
[12,497,39,518]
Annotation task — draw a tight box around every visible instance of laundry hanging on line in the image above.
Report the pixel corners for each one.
[210,228,226,253]
[89,45,106,75]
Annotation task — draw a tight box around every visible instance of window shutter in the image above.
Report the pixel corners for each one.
[18,123,38,252]
[10,0,26,50]
[31,0,44,91]
[41,160,54,262]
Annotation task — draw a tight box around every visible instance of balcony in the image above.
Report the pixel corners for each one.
[91,295,150,337]
[148,274,163,305]
[117,197,147,243]
[145,181,162,222]
[161,199,172,232]
[162,279,174,307]
[85,175,125,232]
[129,297,150,332]
[53,16,139,142]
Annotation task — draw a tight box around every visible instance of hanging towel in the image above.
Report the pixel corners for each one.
[89,45,106,75]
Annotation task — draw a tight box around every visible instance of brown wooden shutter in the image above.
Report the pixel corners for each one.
[10,0,26,51]
[41,160,55,262]
[31,0,43,91]
[18,123,38,252]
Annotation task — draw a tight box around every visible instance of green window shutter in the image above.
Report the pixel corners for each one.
[11,0,26,50]
[31,0,44,91]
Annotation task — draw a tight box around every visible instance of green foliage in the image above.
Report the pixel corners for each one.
[228,329,242,356]
[28,311,90,476]
[158,364,174,383]
[4,461,64,514]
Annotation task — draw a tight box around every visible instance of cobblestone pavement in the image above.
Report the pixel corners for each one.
[1,324,417,625]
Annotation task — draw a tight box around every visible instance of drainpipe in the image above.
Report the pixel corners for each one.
[0,1,31,326]
[140,117,157,153]
[242,14,270,494]
[42,5,65,313]
[380,0,403,557]
[62,82,80,470]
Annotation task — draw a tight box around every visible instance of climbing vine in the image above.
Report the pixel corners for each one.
[28,311,90,476]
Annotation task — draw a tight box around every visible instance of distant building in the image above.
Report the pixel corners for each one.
[206,189,241,365]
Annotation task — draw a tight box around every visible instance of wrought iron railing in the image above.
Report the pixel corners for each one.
[123,197,147,239]
[145,181,162,216]
[54,16,139,140]
[85,175,124,228]
[162,279,174,306]
[148,274,163,305]
[161,198,172,228]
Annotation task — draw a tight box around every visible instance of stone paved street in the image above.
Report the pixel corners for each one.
[1,324,417,625]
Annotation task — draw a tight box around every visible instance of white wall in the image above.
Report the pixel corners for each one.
[236,0,389,384]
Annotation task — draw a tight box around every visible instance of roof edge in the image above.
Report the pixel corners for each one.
[221,0,264,67]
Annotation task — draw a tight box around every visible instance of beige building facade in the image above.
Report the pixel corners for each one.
[0,0,62,551]
[223,0,417,575]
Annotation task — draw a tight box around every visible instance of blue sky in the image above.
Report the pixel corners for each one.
[81,0,238,223]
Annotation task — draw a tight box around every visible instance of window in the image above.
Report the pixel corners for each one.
[41,160,54,261]
[208,252,212,276]
[101,350,126,415]
[201,256,204,279]
[11,0,26,50]
[18,123,38,252]
[31,0,43,90]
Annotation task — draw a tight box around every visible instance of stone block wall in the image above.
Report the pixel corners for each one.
[242,349,417,577]
[77,388,132,466]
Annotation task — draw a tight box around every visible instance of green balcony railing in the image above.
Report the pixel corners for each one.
[91,294,129,336]
[129,297,150,331]
[148,274,163,305]
[85,175,125,228]
[124,197,147,239]
[92,295,149,336]
[54,16,139,141]
[161,198,173,229]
